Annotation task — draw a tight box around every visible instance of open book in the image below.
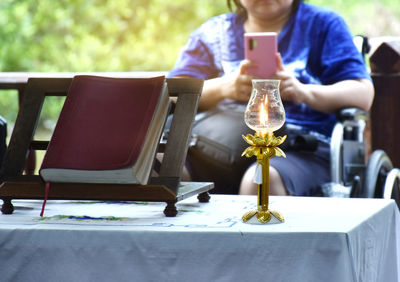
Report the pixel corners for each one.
[39,75,170,185]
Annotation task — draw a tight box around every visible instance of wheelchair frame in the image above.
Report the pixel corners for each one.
[328,107,400,207]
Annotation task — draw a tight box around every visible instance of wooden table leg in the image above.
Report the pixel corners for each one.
[1,199,14,214]
[198,192,210,203]
[164,200,178,217]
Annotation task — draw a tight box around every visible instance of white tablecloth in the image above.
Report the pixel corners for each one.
[0,195,398,282]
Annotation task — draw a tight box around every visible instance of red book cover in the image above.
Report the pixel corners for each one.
[39,75,169,184]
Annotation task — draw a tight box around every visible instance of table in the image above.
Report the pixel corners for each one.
[0,195,398,282]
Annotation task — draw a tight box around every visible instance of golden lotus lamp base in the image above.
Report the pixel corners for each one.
[242,209,284,224]
[241,132,286,224]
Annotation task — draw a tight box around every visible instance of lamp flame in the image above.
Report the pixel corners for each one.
[259,102,268,137]
[259,103,268,125]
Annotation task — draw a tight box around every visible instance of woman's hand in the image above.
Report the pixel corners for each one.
[199,60,256,111]
[273,53,310,104]
[272,53,374,113]
[219,60,256,102]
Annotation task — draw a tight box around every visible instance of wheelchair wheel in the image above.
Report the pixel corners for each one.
[383,168,400,209]
[363,150,393,198]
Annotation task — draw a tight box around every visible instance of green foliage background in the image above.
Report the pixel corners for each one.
[0,0,228,72]
[0,0,399,132]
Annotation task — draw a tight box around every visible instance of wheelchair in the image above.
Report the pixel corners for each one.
[323,35,400,207]
[324,107,400,208]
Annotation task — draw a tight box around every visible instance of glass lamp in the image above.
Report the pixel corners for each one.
[245,79,285,135]
[242,79,286,224]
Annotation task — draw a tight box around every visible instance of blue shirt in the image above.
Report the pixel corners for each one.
[168,2,371,138]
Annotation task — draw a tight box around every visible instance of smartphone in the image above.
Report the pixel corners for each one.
[244,32,277,78]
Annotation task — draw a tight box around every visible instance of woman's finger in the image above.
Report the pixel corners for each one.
[276,52,284,72]
[239,59,256,75]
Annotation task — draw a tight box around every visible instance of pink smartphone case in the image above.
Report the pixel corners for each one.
[244,32,277,78]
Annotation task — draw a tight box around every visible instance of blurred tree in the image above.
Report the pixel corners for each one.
[309,0,400,37]
[0,0,228,72]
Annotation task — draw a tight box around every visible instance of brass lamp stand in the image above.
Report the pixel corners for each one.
[241,132,286,224]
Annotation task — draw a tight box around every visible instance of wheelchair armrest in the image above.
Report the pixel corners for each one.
[336,107,369,122]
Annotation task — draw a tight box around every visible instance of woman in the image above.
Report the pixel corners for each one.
[168,0,374,196]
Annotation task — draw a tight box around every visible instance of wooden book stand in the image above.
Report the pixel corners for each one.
[0,77,213,216]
